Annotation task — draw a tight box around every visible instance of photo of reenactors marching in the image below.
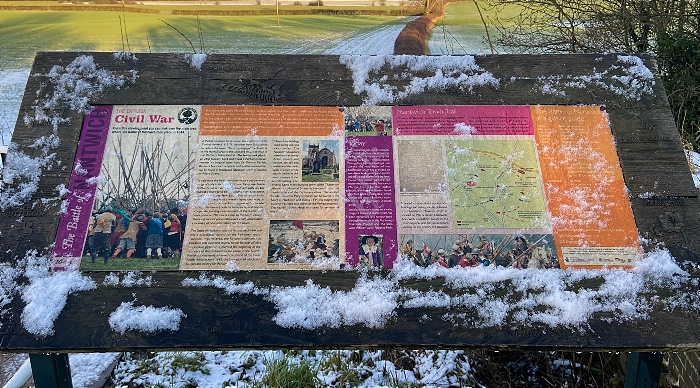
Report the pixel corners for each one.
[268,220,340,264]
[400,234,559,269]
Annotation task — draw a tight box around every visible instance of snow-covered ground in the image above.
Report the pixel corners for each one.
[0,69,28,147]
[322,21,409,55]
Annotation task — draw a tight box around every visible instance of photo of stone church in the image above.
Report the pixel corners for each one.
[302,140,339,182]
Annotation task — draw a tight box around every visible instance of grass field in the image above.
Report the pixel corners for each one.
[0,10,411,68]
[428,1,521,54]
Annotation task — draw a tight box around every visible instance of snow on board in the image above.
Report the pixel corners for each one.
[0,53,699,350]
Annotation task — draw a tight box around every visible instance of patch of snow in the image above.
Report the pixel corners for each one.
[453,122,477,135]
[113,52,139,62]
[535,55,655,100]
[103,272,153,287]
[171,247,695,331]
[391,248,692,329]
[0,262,22,331]
[225,261,240,272]
[0,143,56,211]
[0,68,29,147]
[29,55,137,120]
[339,55,499,105]
[113,350,273,387]
[638,192,657,198]
[267,276,397,329]
[188,191,216,208]
[182,273,255,295]
[20,252,97,337]
[109,300,186,334]
[112,349,474,388]
[70,353,121,388]
[185,53,207,70]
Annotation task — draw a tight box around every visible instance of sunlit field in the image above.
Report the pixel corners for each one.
[428,1,520,55]
[0,11,412,68]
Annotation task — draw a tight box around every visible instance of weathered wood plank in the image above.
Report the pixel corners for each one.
[1,52,699,352]
[1,271,699,352]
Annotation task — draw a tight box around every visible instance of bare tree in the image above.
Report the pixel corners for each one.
[482,0,700,146]
[483,0,698,54]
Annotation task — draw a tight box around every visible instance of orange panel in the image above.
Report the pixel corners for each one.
[200,106,344,136]
[531,106,641,268]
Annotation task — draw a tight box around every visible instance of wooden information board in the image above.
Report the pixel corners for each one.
[0,53,699,352]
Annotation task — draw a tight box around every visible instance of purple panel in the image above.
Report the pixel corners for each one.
[393,105,533,136]
[51,106,113,270]
[344,136,398,269]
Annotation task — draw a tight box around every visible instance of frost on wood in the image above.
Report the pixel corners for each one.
[1,55,137,212]
[339,55,499,105]
[267,277,397,330]
[536,55,655,100]
[182,273,256,295]
[103,271,153,287]
[20,252,96,337]
[109,301,186,334]
[27,54,138,123]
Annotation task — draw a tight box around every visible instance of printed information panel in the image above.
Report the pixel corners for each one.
[51,105,640,271]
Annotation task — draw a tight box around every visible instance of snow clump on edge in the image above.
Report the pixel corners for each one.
[267,276,398,330]
[339,55,499,105]
[20,252,97,337]
[109,301,186,334]
[185,53,207,70]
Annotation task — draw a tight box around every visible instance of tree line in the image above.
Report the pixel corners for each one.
[482,0,700,147]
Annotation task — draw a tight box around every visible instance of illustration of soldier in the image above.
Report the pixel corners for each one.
[359,234,383,268]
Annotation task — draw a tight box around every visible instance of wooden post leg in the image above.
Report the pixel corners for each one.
[625,352,662,388]
[29,353,73,388]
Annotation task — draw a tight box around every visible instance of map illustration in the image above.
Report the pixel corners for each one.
[446,138,549,229]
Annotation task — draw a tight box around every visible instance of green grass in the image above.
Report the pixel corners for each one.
[429,1,522,54]
[301,172,338,182]
[346,129,393,136]
[78,255,180,271]
[257,356,321,388]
